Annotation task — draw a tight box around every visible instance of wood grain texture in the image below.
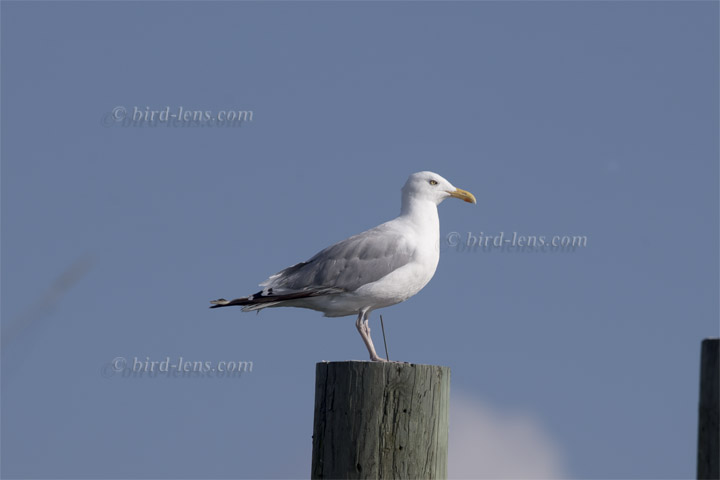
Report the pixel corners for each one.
[311,361,449,479]
[698,338,719,480]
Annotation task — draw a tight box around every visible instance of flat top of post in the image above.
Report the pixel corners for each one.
[317,360,450,369]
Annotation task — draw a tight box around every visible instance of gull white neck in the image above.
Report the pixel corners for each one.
[400,196,440,236]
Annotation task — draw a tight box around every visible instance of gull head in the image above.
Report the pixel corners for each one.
[402,171,477,206]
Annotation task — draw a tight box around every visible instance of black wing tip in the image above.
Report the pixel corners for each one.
[208,288,344,310]
[209,298,230,309]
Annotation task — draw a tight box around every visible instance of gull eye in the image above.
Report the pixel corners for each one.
[429,179,438,186]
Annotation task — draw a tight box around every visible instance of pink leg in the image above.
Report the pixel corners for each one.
[355,309,386,362]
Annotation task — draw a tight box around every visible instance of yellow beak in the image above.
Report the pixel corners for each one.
[448,188,477,204]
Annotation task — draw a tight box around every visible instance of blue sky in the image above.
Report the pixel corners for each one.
[2,2,718,478]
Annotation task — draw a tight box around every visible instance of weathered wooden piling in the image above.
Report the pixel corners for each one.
[698,338,719,480]
[311,361,450,479]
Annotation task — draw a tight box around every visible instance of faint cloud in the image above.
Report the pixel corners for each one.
[449,392,568,479]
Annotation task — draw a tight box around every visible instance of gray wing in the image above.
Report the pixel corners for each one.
[260,222,416,293]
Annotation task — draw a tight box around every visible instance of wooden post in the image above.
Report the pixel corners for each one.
[311,361,450,479]
[698,338,719,480]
